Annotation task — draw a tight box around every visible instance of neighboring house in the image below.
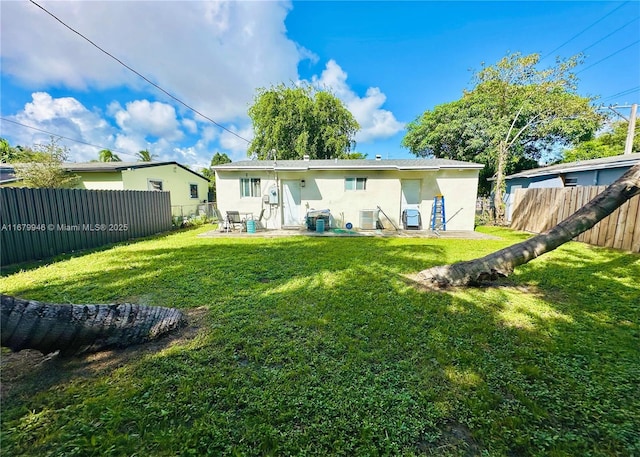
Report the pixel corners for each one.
[213,157,483,231]
[1,161,210,218]
[502,153,640,221]
[0,165,20,186]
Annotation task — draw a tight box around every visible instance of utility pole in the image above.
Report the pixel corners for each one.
[624,103,637,155]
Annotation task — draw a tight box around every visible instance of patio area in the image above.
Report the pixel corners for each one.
[197,226,500,240]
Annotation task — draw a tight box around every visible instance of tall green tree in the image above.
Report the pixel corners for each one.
[1,138,35,163]
[136,149,156,162]
[200,152,231,201]
[1,137,16,163]
[12,137,79,188]
[98,149,122,162]
[247,83,359,160]
[403,52,601,222]
[562,120,639,162]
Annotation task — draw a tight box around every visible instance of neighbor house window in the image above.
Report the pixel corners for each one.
[190,183,199,199]
[148,179,163,191]
[345,177,367,191]
[240,178,261,197]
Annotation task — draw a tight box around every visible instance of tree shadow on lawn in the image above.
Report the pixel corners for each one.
[1,237,448,307]
[429,241,640,454]
[2,235,639,455]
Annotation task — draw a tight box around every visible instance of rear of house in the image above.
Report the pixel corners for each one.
[213,158,483,231]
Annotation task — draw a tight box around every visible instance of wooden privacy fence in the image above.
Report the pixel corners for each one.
[1,187,172,266]
[511,186,640,252]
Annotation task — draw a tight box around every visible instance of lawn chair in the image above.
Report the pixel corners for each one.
[252,208,266,230]
[214,208,231,232]
[226,211,245,231]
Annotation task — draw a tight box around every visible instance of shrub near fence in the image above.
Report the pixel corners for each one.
[0,187,172,266]
[511,186,640,252]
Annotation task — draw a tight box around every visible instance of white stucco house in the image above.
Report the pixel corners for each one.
[213,157,483,231]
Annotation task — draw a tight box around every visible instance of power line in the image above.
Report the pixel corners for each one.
[28,0,251,144]
[541,1,630,61]
[0,117,138,158]
[601,86,640,102]
[579,16,639,54]
[576,39,640,75]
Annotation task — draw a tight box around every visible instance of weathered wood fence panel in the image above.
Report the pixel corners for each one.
[511,186,640,252]
[1,188,172,266]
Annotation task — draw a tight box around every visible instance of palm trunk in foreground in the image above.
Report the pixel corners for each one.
[418,163,640,287]
[1,295,185,355]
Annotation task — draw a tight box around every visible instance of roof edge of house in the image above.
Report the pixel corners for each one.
[212,159,484,172]
[61,161,210,182]
[502,153,640,181]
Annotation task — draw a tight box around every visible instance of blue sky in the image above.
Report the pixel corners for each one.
[1,1,638,171]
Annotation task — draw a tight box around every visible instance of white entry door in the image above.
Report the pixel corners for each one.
[282,180,302,227]
[401,179,421,213]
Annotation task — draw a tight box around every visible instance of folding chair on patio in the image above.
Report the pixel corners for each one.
[252,208,266,230]
[214,208,231,232]
[226,211,245,231]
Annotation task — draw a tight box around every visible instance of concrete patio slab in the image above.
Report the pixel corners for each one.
[197,226,500,240]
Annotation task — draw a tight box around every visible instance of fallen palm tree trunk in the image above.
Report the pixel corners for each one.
[418,163,640,287]
[1,295,186,355]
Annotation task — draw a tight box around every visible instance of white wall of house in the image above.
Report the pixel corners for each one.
[216,167,479,231]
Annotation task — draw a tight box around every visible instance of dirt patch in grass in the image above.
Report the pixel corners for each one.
[418,421,481,456]
[0,307,208,401]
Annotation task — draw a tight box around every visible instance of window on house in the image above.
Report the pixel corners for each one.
[240,178,261,197]
[190,183,199,199]
[345,177,367,191]
[148,179,163,191]
[564,177,578,187]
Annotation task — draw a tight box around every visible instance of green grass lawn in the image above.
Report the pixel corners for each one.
[1,226,638,456]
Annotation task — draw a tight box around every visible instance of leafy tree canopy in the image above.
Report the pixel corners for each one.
[247,83,359,160]
[136,149,156,162]
[561,120,639,162]
[99,149,121,162]
[1,138,41,163]
[200,152,231,201]
[12,137,79,188]
[402,52,602,197]
[211,152,231,166]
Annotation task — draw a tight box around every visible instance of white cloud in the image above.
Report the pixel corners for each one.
[8,92,116,162]
[219,124,254,160]
[1,2,402,165]
[182,119,198,134]
[114,100,182,140]
[1,0,312,121]
[311,60,404,143]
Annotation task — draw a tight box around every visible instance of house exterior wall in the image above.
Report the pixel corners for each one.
[216,168,479,231]
[76,171,125,190]
[120,164,209,217]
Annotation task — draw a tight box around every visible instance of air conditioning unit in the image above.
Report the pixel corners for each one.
[359,209,379,230]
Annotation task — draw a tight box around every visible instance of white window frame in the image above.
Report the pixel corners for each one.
[345,177,367,191]
[240,178,261,197]
[148,179,163,191]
